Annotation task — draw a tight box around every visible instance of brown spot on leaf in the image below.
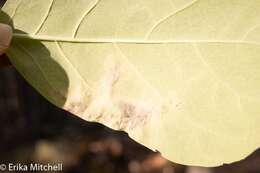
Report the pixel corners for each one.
[118,101,154,131]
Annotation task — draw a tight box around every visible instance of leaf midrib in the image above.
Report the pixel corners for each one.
[13,33,260,46]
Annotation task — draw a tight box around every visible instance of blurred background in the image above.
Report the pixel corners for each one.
[0,0,260,172]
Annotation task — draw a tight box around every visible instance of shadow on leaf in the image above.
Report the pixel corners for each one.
[0,10,69,107]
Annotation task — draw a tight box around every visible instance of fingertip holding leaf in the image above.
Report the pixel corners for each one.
[0,23,12,55]
[0,23,12,67]
[1,0,260,167]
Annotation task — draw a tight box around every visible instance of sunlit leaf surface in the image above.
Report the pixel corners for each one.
[1,0,260,166]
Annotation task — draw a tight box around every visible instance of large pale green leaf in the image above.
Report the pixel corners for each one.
[1,0,260,166]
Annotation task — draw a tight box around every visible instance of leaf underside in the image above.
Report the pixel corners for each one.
[1,0,260,166]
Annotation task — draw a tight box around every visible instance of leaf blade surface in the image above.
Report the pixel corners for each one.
[1,0,260,166]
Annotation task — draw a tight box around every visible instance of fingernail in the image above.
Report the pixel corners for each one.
[0,23,12,55]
